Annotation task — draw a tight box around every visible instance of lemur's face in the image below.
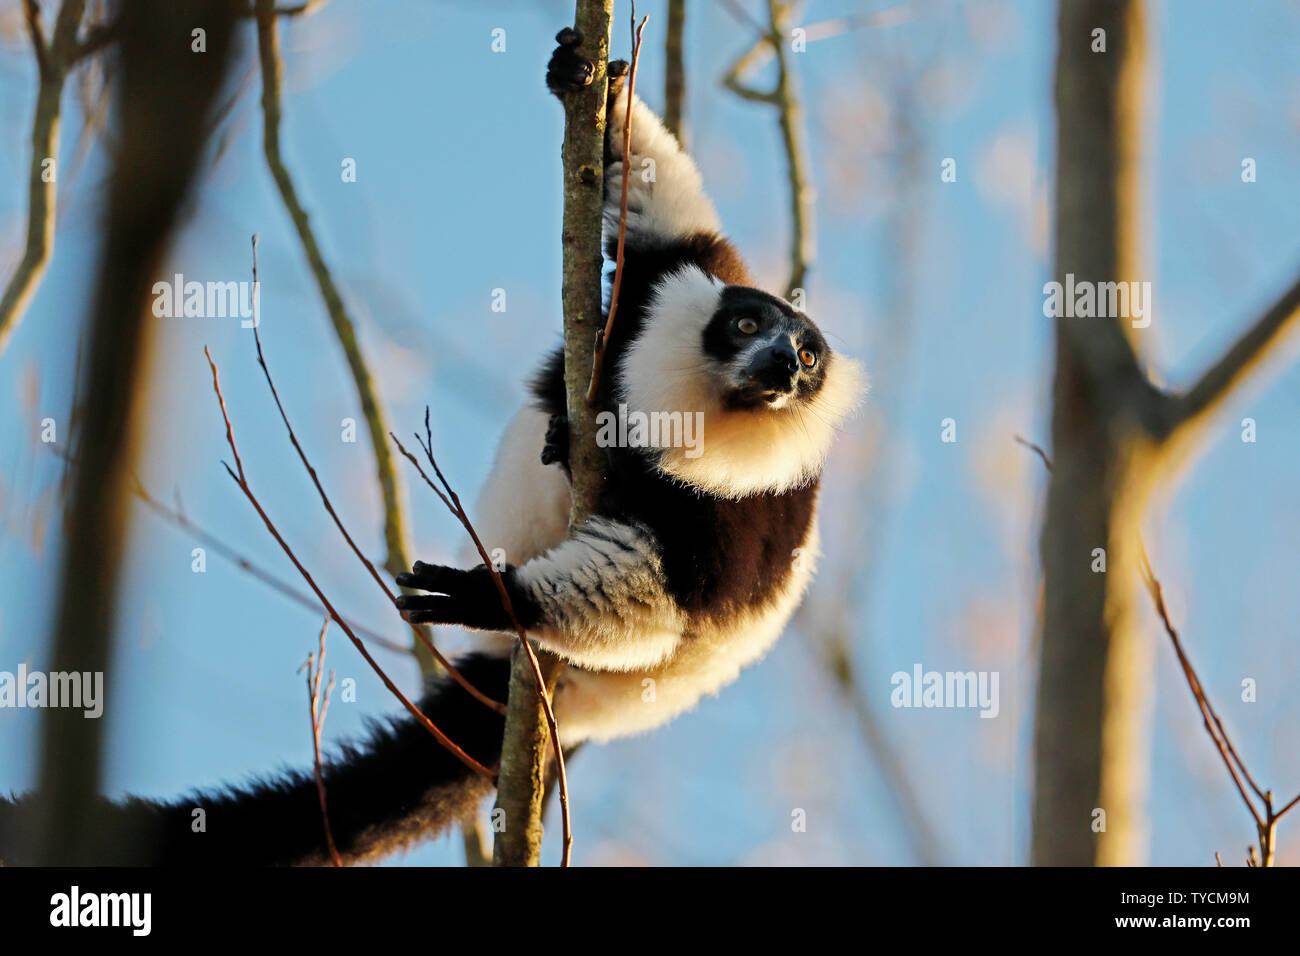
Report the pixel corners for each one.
[703,287,829,410]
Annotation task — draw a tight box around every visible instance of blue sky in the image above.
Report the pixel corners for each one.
[1,0,1298,865]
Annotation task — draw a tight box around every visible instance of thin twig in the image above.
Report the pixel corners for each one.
[586,13,649,405]
[390,417,573,865]
[252,0,427,673]
[1137,541,1300,867]
[247,236,504,715]
[1013,435,1054,473]
[301,618,343,866]
[203,347,493,779]
[1137,545,1264,828]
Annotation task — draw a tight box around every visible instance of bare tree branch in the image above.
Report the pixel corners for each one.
[663,0,686,144]
[1137,544,1299,867]
[247,238,504,714]
[204,348,495,779]
[0,0,97,358]
[721,39,778,103]
[251,0,434,670]
[721,0,814,298]
[1164,271,1300,444]
[22,0,51,76]
[301,618,343,866]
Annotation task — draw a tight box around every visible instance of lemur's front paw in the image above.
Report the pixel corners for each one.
[546,27,594,97]
[396,561,523,631]
[396,562,462,624]
[541,413,570,468]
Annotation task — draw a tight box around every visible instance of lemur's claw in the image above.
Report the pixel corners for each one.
[547,28,594,96]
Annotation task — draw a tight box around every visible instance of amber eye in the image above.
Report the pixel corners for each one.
[799,348,817,368]
[737,317,759,334]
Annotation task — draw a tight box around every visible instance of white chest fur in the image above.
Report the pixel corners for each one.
[553,522,819,745]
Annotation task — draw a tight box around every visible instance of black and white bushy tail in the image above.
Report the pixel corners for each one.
[0,654,509,866]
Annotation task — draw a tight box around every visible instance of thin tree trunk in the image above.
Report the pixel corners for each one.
[492,0,612,867]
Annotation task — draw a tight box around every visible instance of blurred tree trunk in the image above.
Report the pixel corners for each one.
[30,0,241,864]
[1032,0,1152,868]
[663,0,685,145]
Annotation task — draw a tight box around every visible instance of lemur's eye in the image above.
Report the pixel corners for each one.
[737,317,759,334]
[799,348,817,368]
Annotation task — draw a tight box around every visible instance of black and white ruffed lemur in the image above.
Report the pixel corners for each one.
[0,29,863,865]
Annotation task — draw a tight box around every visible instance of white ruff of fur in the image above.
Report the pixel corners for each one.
[619,267,866,499]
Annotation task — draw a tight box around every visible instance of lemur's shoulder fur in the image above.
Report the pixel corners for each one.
[0,28,862,865]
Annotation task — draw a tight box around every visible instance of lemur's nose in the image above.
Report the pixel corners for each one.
[764,341,799,375]
[752,341,799,391]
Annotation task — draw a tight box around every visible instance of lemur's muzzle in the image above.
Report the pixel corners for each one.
[749,341,800,392]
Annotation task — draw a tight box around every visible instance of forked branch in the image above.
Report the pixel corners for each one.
[300,618,343,867]
[203,347,493,779]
